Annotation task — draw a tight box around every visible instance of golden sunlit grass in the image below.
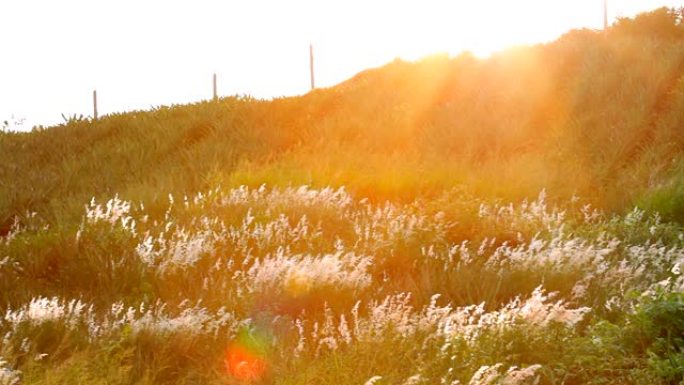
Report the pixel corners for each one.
[1,7,684,385]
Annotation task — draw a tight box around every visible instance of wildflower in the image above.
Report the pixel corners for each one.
[245,250,372,297]
[34,353,48,361]
[403,374,424,385]
[502,365,542,385]
[0,357,21,385]
[364,375,383,385]
[469,364,503,385]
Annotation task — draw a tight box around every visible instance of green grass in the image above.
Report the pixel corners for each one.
[2,7,684,385]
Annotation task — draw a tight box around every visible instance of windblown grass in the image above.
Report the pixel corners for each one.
[1,185,683,384]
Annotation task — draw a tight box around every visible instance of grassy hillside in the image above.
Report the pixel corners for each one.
[1,7,684,385]
[3,10,684,228]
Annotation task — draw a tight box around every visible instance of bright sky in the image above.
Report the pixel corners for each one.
[0,0,681,130]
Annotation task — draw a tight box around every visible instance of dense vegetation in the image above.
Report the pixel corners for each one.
[1,7,684,385]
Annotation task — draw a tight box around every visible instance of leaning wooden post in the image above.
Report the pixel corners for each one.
[309,44,315,90]
[213,73,218,101]
[93,90,98,121]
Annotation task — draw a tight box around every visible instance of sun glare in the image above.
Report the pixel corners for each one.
[309,1,607,64]
[0,0,680,128]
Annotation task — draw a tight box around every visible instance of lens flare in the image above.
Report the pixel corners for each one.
[225,344,266,381]
[285,271,312,298]
[224,326,271,381]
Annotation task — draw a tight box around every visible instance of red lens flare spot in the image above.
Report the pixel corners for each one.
[224,343,267,381]
[224,326,273,382]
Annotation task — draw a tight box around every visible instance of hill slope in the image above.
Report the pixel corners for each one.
[3,9,684,231]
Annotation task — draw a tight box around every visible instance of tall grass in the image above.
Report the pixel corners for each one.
[1,185,683,384]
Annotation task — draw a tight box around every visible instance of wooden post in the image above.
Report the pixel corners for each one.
[213,73,218,101]
[603,0,608,29]
[93,90,98,121]
[309,44,315,90]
